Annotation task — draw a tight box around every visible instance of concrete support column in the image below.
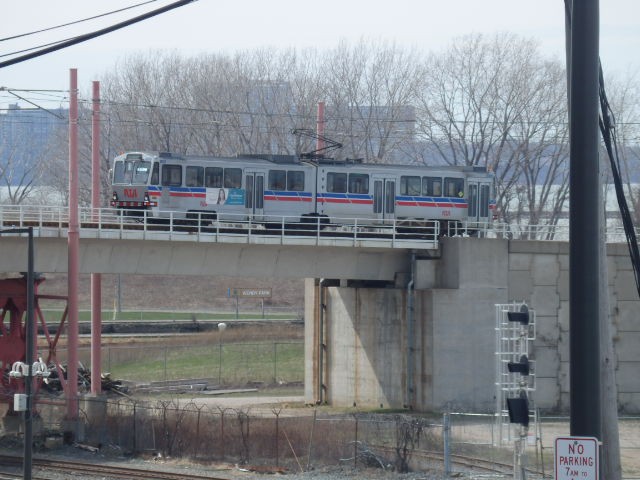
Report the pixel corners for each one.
[304,278,320,404]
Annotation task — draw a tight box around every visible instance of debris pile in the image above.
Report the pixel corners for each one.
[41,362,128,395]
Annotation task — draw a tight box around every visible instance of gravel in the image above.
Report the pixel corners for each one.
[0,437,449,480]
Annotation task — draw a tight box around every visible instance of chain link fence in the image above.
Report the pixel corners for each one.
[13,401,640,478]
[49,341,305,388]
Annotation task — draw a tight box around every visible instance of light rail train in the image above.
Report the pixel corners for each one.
[110,152,495,233]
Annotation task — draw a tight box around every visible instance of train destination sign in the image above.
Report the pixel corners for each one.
[554,436,599,480]
[228,288,272,298]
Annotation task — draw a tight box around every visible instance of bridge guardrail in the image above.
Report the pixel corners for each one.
[2,205,636,245]
[0,205,445,249]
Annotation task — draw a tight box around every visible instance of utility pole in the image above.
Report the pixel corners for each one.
[568,0,601,442]
[90,80,102,395]
[67,68,80,424]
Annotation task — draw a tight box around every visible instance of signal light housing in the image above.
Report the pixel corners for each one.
[507,392,530,427]
[507,305,530,325]
[508,355,530,376]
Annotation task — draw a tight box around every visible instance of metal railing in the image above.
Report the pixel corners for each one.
[1,204,637,246]
[0,205,444,249]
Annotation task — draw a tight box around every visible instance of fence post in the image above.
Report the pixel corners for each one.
[195,407,201,459]
[218,343,223,385]
[443,412,451,477]
[164,346,168,381]
[220,410,225,460]
[273,343,278,383]
[132,402,137,454]
[274,410,280,467]
[354,415,358,468]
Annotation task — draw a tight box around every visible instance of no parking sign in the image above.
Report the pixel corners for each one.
[555,436,599,480]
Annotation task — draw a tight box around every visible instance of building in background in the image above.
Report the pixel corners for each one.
[0,103,66,203]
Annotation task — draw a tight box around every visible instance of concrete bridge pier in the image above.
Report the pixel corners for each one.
[304,238,509,412]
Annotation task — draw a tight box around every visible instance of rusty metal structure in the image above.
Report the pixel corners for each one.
[0,276,68,410]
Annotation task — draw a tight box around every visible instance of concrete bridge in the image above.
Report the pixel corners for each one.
[1,205,639,415]
[0,205,435,279]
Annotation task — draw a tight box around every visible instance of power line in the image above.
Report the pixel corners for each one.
[0,1,158,42]
[0,0,198,69]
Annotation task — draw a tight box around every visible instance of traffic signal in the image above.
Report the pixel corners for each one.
[507,391,530,427]
[508,355,530,375]
[507,305,530,325]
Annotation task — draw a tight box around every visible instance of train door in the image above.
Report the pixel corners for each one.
[467,179,492,224]
[161,163,183,211]
[245,171,265,220]
[373,177,396,222]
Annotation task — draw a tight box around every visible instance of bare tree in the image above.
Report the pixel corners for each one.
[413,33,571,234]
[0,124,48,205]
[320,40,422,163]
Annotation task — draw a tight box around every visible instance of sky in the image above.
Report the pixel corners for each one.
[1,0,639,110]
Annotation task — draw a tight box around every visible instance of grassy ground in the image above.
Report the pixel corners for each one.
[108,340,304,385]
[51,322,307,388]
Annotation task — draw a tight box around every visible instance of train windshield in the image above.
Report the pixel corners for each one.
[113,159,152,185]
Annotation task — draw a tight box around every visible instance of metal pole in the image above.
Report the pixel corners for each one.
[67,68,80,422]
[273,343,277,384]
[316,102,325,152]
[23,227,34,480]
[568,0,601,440]
[443,412,451,477]
[90,80,102,395]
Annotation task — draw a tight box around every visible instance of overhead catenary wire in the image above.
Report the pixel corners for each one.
[0,0,159,42]
[0,0,198,69]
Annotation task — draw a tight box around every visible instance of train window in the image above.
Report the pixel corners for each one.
[205,167,223,188]
[186,166,204,187]
[480,184,490,217]
[327,172,347,193]
[113,161,126,184]
[161,164,182,187]
[444,177,464,197]
[150,163,159,185]
[287,171,305,191]
[133,161,151,183]
[400,176,421,196]
[423,176,442,197]
[269,170,286,191]
[348,174,369,194]
[224,168,242,188]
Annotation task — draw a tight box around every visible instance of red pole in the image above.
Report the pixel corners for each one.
[67,69,79,420]
[90,81,102,395]
[316,102,325,153]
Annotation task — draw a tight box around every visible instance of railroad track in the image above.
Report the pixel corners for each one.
[0,454,231,480]
[364,445,549,477]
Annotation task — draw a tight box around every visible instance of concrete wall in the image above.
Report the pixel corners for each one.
[305,237,640,414]
[508,241,640,414]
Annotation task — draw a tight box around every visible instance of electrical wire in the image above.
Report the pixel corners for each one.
[0,0,197,69]
[598,65,640,299]
[0,0,158,42]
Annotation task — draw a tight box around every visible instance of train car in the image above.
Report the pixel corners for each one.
[314,160,494,233]
[110,152,318,223]
[110,151,495,232]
